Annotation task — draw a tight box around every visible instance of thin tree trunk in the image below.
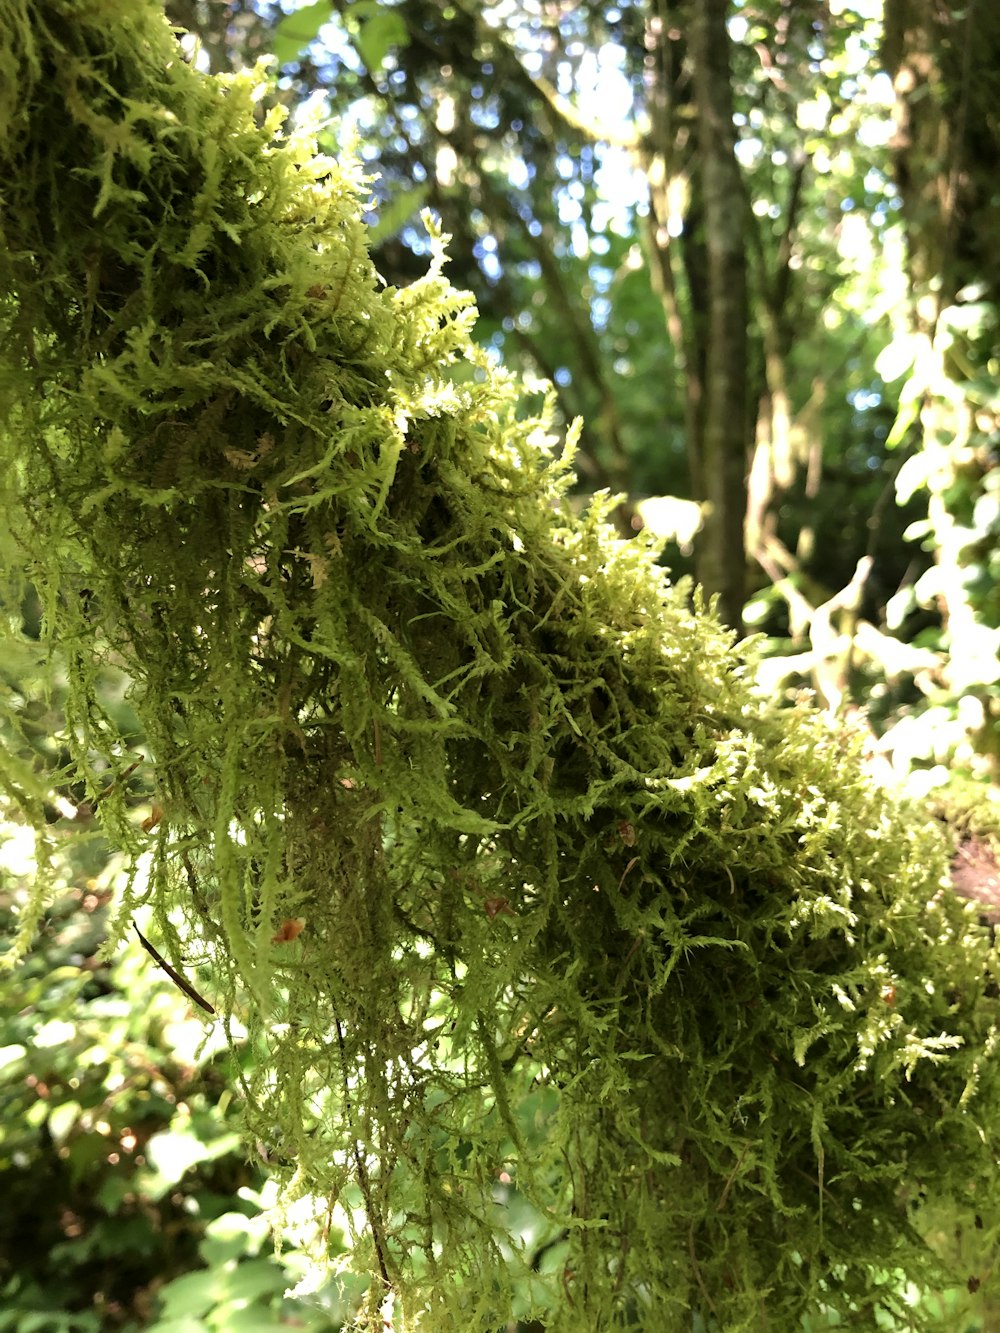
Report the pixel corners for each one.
[689,0,749,633]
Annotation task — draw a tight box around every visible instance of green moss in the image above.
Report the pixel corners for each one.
[1,3,998,1328]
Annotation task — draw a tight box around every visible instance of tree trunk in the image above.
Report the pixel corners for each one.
[687,0,749,632]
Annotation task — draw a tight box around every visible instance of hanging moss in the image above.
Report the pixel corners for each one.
[1,3,998,1328]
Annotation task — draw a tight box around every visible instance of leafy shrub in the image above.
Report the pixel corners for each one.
[0,870,350,1330]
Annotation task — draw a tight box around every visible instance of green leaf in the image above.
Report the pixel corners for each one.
[0,1042,26,1071]
[199,1210,267,1267]
[155,1268,220,1321]
[367,184,429,243]
[96,1173,132,1214]
[884,392,922,452]
[143,1126,242,1195]
[271,2,332,67]
[874,332,917,383]
[213,1317,282,1333]
[214,1258,288,1304]
[354,10,409,73]
[47,1099,81,1143]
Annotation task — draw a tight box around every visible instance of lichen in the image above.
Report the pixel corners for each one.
[1,3,998,1328]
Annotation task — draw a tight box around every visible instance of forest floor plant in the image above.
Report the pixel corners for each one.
[1,2,998,1328]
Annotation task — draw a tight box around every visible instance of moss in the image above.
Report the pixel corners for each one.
[1,3,998,1328]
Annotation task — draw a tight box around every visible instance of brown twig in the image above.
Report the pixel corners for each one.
[334,1016,393,1294]
[133,921,215,1015]
[716,1140,750,1212]
[688,1224,718,1317]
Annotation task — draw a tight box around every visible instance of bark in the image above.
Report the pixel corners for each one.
[688,0,749,633]
[883,0,1000,317]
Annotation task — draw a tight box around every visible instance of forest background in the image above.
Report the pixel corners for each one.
[1,0,998,1328]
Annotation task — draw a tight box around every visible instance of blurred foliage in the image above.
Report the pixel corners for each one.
[0,609,347,1328]
[0,816,353,1330]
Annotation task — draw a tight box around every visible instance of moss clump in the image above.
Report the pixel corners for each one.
[1,3,998,1328]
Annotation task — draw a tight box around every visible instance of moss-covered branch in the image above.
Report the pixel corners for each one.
[1,3,998,1327]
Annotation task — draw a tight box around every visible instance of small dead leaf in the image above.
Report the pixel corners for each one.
[223,447,262,470]
[224,433,275,472]
[618,820,636,847]
[303,551,329,589]
[484,897,515,920]
[142,803,164,833]
[272,918,305,944]
[617,856,640,892]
